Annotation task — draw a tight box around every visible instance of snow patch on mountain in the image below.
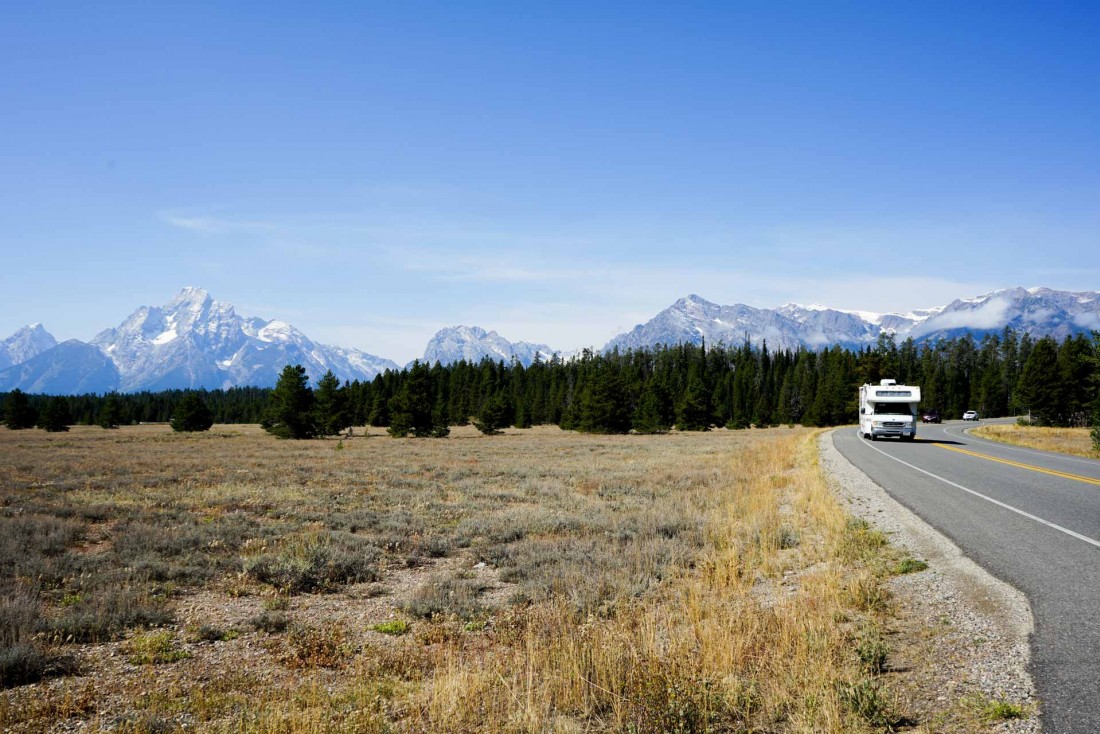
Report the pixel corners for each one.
[152,328,178,345]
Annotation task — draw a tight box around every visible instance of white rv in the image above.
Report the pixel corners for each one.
[859,379,921,441]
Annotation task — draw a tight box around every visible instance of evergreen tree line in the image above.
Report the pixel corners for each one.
[0,386,269,428]
[3,329,1099,435]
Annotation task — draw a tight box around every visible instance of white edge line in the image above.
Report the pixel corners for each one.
[855,429,1100,550]
[942,424,1100,467]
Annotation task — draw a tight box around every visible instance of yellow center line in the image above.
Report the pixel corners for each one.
[935,444,1100,487]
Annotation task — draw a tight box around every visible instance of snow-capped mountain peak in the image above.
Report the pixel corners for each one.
[4,285,1099,395]
[421,325,556,367]
[0,323,58,370]
[82,288,398,392]
[606,287,1100,353]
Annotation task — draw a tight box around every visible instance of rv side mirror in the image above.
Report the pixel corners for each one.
[860,408,866,415]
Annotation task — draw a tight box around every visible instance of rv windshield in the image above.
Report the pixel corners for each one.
[873,403,913,416]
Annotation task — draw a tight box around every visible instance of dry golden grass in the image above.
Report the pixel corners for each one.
[0,423,940,732]
[972,423,1100,458]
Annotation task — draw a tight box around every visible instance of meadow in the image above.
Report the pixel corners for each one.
[2,423,936,732]
[971,423,1100,459]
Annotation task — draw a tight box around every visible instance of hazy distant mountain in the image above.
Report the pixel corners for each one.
[0,324,57,369]
[0,340,120,394]
[605,287,1100,353]
[420,326,555,367]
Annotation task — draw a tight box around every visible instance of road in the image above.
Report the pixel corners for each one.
[832,419,1100,734]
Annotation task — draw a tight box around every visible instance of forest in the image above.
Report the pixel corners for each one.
[2,329,1098,434]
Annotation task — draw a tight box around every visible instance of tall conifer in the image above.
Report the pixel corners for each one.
[39,397,72,432]
[3,389,37,430]
[262,365,317,439]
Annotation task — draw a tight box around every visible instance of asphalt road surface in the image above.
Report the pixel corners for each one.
[833,419,1100,734]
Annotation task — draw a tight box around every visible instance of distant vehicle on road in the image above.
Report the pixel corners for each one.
[921,410,941,424]
[962,410,980,421]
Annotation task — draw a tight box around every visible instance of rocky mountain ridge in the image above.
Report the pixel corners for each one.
[603,287,1100,352]
[1,288,398,394]
[2,286,1097,394]
[419,326,554,369]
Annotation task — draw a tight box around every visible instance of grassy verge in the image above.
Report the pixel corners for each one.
[1,423,935,732]
[971,423,1099,458]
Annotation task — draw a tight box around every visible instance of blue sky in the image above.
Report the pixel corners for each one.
[2,1,1099,362]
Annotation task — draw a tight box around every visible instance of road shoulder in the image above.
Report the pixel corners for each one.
[819,430,1040,732]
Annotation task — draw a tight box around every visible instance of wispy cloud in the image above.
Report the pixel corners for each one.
[159,213,277,235]
[383,247,595,283]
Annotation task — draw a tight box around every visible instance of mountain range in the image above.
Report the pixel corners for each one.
[0,288,399,395]
[2,286,1098,395]
[607,287,1100,353]
[420,326,554,369]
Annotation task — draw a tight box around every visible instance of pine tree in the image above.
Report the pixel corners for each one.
[1016,337,1062,425]
[430,390,451,437]
[575,365,631,434]
[369,389,390,427]
[98,393,125,429]
[676,374,711,431]
[3,389,37,430]
[632,382,670,434]
[775,371,794,425]
[1058,335,1094,426]
[513,402,531,429]
[313,370,350,436]
[171,393,215,432]
[388,362,445,437]
[473,394,510,435]
[262,365,317,439]
[38,397,73,432]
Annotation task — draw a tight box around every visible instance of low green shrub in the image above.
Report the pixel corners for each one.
[968,695,1028,722]
[46,588,172,643]
[249,610,289,634]
[126,630,191,665]
[856,628,889,674]
[892,556,929,574]
[284,623,353,668]
[840,679,895,729]
[242,531,380,594]
[402,574,488,621]
[371,619,409,636]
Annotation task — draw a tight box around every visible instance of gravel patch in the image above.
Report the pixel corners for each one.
[819,430,1041,733]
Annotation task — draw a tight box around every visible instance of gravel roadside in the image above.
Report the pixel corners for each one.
[819,430,1041,733]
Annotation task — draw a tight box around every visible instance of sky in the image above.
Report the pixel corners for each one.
[2,1,1099,363]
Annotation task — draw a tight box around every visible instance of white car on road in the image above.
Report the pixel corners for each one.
[962,410,979,421]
